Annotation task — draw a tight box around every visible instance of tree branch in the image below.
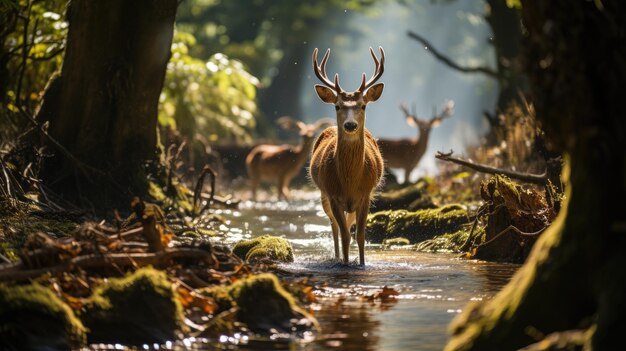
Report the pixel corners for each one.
[407,31,499,78]
[435,150,547,185]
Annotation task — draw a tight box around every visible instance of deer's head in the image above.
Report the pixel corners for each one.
[400,100,455,134]
[277,116,335,143]
[312,47,385,139]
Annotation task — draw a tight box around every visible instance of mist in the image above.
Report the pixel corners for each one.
[297,1,497,182]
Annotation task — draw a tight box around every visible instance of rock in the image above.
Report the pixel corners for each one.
[202,273,317,333]
[232,235,294,262]
[0,283,87,350]
[367,204,470,243]
[83,267,184,345]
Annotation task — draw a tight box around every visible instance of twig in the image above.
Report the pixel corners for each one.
[435,150,547,185]
[476,224,546,250]
[0,248,215,282]
[407,31,498,78]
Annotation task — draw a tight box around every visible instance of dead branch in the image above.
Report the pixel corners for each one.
[435,150,547,185]
[193,165,216,216]
[407,31,498,78]
[0,248,215,282]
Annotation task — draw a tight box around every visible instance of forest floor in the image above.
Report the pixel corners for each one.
[0,168,556,349]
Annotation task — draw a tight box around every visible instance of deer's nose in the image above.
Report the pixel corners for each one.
[343,121,358,132]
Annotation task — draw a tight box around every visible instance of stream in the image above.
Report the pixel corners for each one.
[206,191,519,351]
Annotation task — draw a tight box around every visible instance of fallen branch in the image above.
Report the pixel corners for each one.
[435,150,547,185]
[407,31,498,78]
[0,248,215,282]
[193,165,217,216]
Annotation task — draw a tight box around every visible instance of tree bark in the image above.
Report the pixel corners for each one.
[445,1,626,350]
[37,0,177,210]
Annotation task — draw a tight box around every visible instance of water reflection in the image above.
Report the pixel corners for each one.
[215,195,519,350]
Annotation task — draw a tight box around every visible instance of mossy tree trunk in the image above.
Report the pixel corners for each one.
[445,1,626,350]
[36,0,177,209]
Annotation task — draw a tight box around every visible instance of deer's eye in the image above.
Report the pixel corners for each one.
[335,105,340,111]
[361,105,366,110]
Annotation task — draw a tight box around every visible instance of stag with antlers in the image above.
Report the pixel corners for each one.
[309,47,386,265]
[246,117,333,201]
[377,100,454,184]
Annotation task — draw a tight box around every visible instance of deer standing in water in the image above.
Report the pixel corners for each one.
[309,47,385,265]
[377,101,454,183]
[246,117,333,200]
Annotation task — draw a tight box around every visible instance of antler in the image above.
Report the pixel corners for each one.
[313,117,335,131]
[312,48,343,94]
[399,103,411,117]
[431,100,455,124]
[276,116,306,131]
[358,46,385,93]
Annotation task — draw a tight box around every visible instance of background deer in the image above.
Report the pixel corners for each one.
[309,47,385,265]
[246,117,333,200]
[377,100,454,184]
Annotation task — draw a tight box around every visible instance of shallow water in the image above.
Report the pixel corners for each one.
[208,191,519,351]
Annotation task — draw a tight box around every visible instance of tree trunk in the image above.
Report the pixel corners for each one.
[445,1,626,350]
[37,0,177,210]
[485,0,526,112]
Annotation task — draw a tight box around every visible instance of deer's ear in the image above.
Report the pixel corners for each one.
[364,83,384,103]
[315,85,337,104]
[430,119,442,128]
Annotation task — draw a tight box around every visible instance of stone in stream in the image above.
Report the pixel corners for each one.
[367,204,471,245]
[232,235,294,262]
[201,273,318,333]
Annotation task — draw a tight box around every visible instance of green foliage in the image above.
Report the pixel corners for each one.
[1,0,67,136]
[176,0,378,86]
[159,30,259,143]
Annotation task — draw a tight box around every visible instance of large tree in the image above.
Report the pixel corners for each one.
[445,1,626,350]
[35,0,178,209]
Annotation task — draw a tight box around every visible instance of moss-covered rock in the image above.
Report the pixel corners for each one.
[382,237,411,246]
[202,273,317,333]
[83,267,184,345]
[232,235,294,262]
[414,229,477,253]
[372,179,437,212]
[367,204,470,244]
[0,283,87,350]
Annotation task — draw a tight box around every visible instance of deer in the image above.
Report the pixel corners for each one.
[309,47,386,266]
[246,116,334,201]
[377,100,454,184]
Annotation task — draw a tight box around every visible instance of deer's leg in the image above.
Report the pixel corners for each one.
[356,200,370,266]
[330,201,351,264]
[280,176,292,200]
[404,168,411,184]
[346,212,356,235]
[322,195,340,259]
[249,177,259,200]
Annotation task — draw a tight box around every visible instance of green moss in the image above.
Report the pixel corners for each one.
[382,237,411,246]
[83,267,184,345]
[0,283,87,349]
[367,204,470,244]
[372,179,437,212]
[202,273,316,333]
[414,229,478,253]
[0,209,79,262]
[232,235,294,262]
